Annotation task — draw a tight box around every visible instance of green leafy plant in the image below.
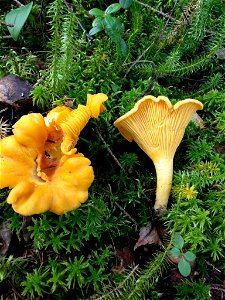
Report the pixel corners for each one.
[89,1,133,56]
[5,2,33,40]
[170,234,196,277]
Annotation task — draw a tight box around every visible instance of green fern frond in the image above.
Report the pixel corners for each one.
[47,0,66,93]
[169,52,213,76]
[159,0,198,48]
[58,11,78,92]
[93,249,170,300]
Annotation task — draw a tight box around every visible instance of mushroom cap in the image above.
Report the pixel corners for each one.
[86,93,108,118]
[12,113,48,150]
[114,95,203,162]
[0,93,108,215]
[45,106,73,125]
[0,136,36,189]
[5,152,94,216]
[0,121,94,215]
[44,93,108,155]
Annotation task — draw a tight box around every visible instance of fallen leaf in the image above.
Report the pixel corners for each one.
[112,245,135,273]
[168,253,181,265]
[215,144,225,155]
[134,222,164,250]
[63,98,74,108]
[216,48,225,60]
[0,221,12,256]
[192,112,205,128]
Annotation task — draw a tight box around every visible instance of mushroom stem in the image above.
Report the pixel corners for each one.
[153,157,173,215]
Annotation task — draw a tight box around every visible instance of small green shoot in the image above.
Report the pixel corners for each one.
[170,234,196,277]
[89,2,131,56]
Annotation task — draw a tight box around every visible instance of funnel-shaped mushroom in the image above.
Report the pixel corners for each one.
[0,93,107,216]
[114,95,203,215]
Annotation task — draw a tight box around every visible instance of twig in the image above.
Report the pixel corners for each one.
[123,60,156,66]
[206,261,222,274]
[168,74,205,83]
[75,15,94,43]
[95,125,127,173]
[211,56,225,72]
[132,62,158,102]
[0,46,44,51]
[1,36,12,39]
[168,74,224,84]
[115,201,138,226]
[124,46,151,77]
[124,0,178,78]
[95,127,153,206]
[0,21,14,27]
[159,0,179,41]
[64,0,94,43]
[0,108,9,114]
[134,78,155,102]
[14,0,23,6]
[88,203,104,215]
[210,284,225,293]
[134,0,174,20]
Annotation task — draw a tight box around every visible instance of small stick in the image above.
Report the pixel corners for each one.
[95,127,152,205]
[0,21,14,27]
[0,108,8,114]
[115,201,138,226]
[124,46,151,77]
[134,0,174,20]
[210,284,225,293]
[178,3,191,25]
[75,15,94,43]
[88,203,104,215]
[95,125,126,173]
[206,261,222,273]
[64,1,94,43]
[123,60,156,66]
[1,36,12,39]
[14,0,23,6]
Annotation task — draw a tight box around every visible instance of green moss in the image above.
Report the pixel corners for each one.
[0,0,224,298]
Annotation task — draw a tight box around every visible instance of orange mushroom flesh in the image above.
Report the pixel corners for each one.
[45,93,107,156]
[0,93,107,216]
[114,95,203,215]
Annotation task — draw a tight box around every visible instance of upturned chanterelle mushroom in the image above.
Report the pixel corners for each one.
[114,95,203,215]
[0,93,107,216]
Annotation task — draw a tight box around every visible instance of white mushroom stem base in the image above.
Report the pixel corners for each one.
[153,158,173,215]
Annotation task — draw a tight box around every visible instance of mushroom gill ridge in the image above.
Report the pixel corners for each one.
[114,95,203,215]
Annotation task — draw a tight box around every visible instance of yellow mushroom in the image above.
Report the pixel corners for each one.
[45,93,108,155]
[0,93,107,216]
[114,95,203,215]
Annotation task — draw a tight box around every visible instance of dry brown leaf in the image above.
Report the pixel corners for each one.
[0,221,12,256]
[112,245,135,273]
[134,222,164,250]
[192,112,205,128]
[63,98,74,108]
